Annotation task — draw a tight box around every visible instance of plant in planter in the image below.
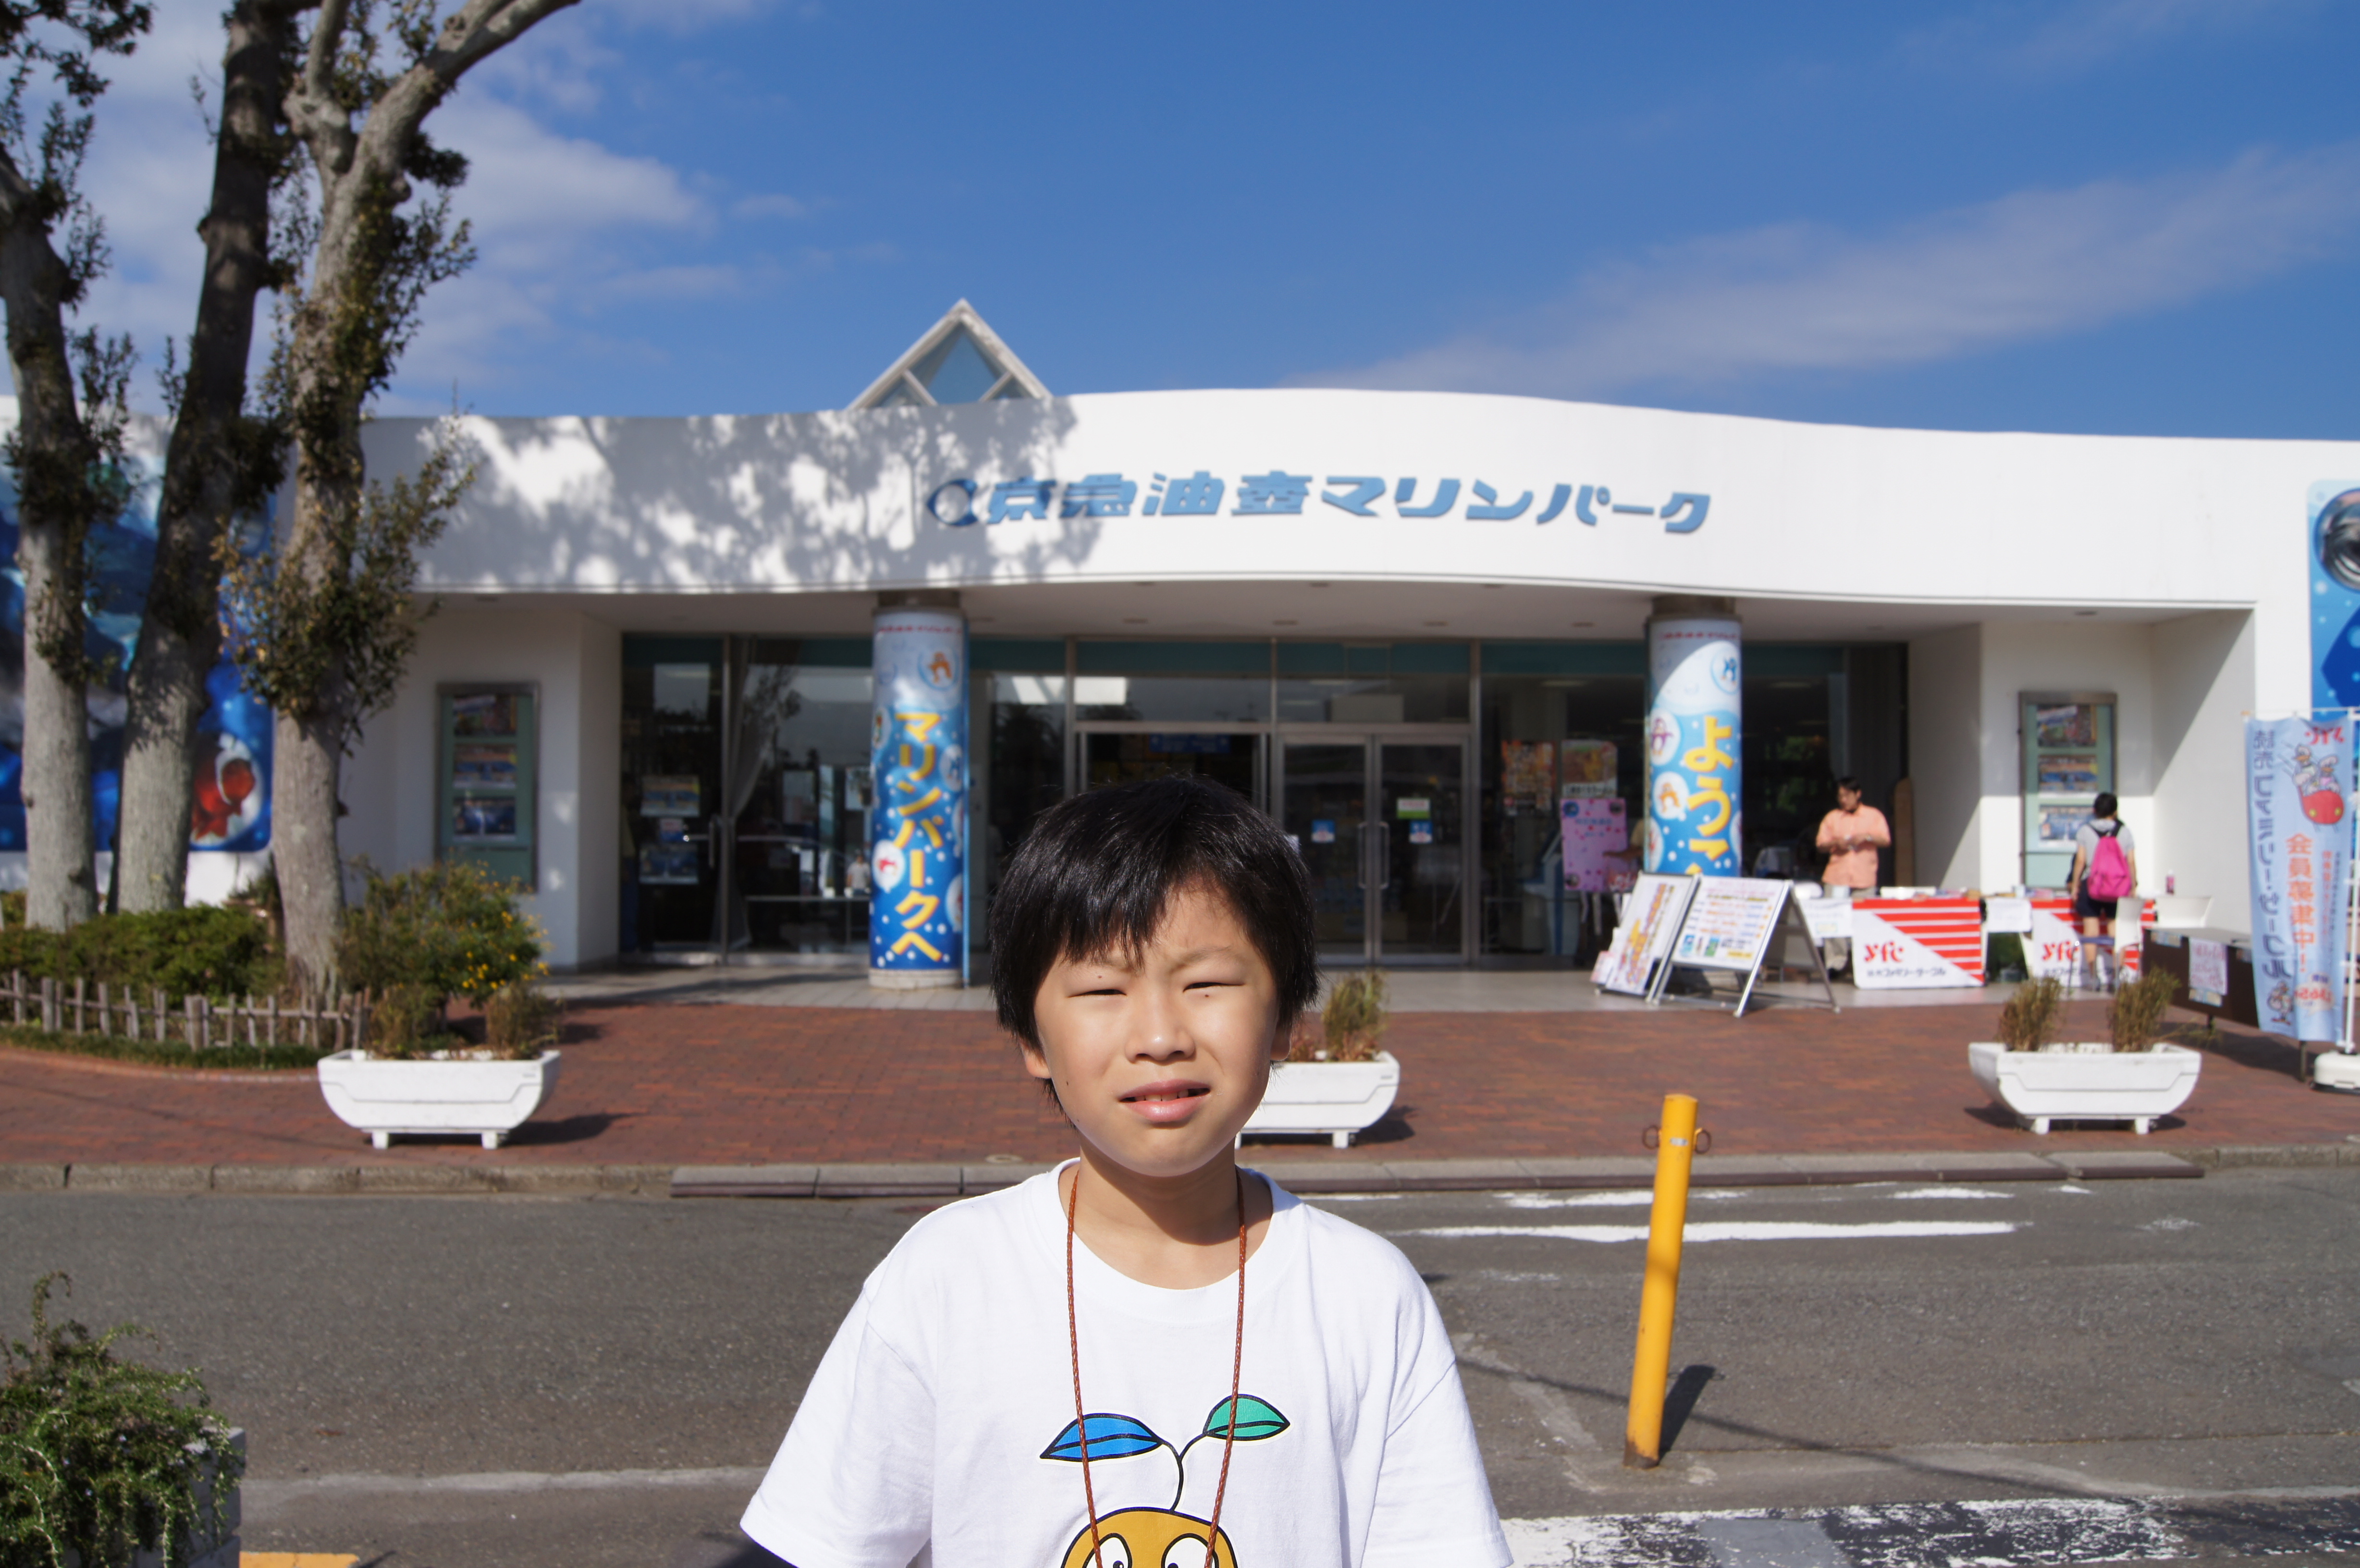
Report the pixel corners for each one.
[1,1275,241,1568]
[1243,972,1400,1149]
[1968,971,2202,1135]
[315,865,561,1150]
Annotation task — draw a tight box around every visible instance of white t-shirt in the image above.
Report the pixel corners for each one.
[742,1165,1508,1568]
[2075,819,2136,860]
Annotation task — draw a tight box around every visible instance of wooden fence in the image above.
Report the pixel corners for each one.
[2,970,368,1052]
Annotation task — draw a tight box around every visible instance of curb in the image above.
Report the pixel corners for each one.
[0,1162,672,1196]
[7,1141,2357,1199]
[667,1148,2214,1198]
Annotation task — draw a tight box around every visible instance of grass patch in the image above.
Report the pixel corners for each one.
[0,1024,329,1072]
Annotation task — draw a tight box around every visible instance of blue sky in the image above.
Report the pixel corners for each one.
[70,0,2360,436]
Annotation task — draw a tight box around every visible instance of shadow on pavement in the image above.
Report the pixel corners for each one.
[1662,1362,1719,1452]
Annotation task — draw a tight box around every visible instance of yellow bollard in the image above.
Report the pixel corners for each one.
[1623,1092,1699,1469]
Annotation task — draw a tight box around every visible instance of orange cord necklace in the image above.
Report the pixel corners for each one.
[1065,1161,1248,1568]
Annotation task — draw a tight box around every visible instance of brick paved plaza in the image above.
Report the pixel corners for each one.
[3,993,2355,1171]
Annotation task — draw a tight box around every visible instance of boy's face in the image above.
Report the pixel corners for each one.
[1024,881,1284,1181]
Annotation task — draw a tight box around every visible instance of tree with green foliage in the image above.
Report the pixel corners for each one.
[112,0,307,916]
[234,0,577,994]
[0,0,149,931]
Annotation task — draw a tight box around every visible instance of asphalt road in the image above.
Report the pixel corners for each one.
[4,1167,2358,1566]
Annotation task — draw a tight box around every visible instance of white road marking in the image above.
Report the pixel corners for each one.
[1501,1189,1749,1209]
[1889,1185,2012,1200]
[241,1466,768,1503]
[1405,1220,2020,1244]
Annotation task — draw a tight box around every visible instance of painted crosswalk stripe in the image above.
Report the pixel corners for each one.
[1408,1220,2019,1244]
[1500,1493,2360,1567]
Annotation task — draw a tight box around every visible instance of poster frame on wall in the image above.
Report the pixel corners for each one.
[436,681,538,892]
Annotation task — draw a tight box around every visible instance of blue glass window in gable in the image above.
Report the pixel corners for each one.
[911,327,1005,404]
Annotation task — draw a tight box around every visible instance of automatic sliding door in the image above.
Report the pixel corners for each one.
[1377,742,1466,961]
[1281,742,1371,963]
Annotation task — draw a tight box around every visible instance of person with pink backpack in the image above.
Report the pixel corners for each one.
[2069,792,2139,991]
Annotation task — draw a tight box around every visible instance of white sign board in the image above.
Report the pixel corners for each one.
[1983,896,2033,934]
[1670,878,1791,973]
[1799,896,1853,941]
[1595,875,1700,996]
[2189,937,2230,1005]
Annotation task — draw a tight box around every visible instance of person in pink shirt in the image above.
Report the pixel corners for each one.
[1814,778,1890,976]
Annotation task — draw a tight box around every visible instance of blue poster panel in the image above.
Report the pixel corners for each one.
[1644,616,1741,876]
[869,608,967,978]
[0,461,271,859]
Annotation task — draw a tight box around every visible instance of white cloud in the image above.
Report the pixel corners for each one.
[1291,142,2360,401]
[1904,0,2321,76]
[732,192,809,220]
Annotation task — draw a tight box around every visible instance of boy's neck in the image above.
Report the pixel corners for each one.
[1063,1146,1273,1290]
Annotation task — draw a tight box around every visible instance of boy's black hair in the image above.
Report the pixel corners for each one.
[1834,775,1862,795]
[2092,791,2119,820]
[990,776,1320,1051]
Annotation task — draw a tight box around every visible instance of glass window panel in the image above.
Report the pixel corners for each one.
[1276,675,1465,723]
[911,328,1005,404]
[1479,671,1644,961]
[973,637,1066,672]
[1479,641,1645,677]
[1078,676,1268,723]
[972,671,1066,944]
[874,378,925,408]
[1079,640,1270,676]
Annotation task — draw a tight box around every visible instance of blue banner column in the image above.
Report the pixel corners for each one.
[1644,596,1743,877]
[869,594,967,990]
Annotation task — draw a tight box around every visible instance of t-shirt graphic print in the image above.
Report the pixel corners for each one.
[1041,1393,1289,1568]
[740,1165,1509,1568]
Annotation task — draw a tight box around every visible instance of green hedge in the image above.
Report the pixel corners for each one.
[0,906,279,1002]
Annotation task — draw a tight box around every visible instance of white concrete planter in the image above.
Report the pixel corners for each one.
[1241,1052,1400,1148]
[317,1049,559,1149]
[1968,1041,2201,1135]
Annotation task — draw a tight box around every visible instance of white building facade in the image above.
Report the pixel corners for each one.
[325,355,2333,971]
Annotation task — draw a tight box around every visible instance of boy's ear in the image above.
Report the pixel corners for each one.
[1020,1040,1055,1082]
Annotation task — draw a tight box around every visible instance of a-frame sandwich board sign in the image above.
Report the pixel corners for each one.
[1648,877,1842,1017]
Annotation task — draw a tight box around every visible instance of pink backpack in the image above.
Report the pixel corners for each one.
[2088,824,2133,899]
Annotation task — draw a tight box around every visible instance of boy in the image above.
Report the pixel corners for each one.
[741,777,1509,1568]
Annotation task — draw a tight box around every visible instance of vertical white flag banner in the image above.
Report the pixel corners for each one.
[2245,716,2354,1040]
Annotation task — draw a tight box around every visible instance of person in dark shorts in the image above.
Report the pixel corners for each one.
[2068,792,2139,990]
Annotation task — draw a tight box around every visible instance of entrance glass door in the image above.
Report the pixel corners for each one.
[622,635,874,963]
[1280,735,1469,966]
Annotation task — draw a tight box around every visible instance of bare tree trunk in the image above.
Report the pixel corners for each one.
[18,533,95,929]
[116,1,298,913]
[0,233,98,930]
[272,705,342,989]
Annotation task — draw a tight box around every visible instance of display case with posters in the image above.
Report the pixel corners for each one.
[438,685,537,889]
[2021,692,2114,890]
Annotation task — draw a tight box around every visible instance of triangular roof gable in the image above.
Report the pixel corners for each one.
[850,299,1052,410]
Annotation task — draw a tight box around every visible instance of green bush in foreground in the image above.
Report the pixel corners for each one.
[0,1275,241,1568]
[339,860,544,1007]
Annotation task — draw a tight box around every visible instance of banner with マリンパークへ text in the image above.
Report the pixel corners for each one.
[2246,716,2354,1040]
[869,610,967,978]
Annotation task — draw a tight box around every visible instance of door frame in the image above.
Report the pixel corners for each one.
[1275,724,1476,967]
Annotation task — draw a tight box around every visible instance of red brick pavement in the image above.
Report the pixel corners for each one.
[1,999,2355,1169]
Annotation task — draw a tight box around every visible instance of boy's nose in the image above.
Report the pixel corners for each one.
[1132,992,1194,1057]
